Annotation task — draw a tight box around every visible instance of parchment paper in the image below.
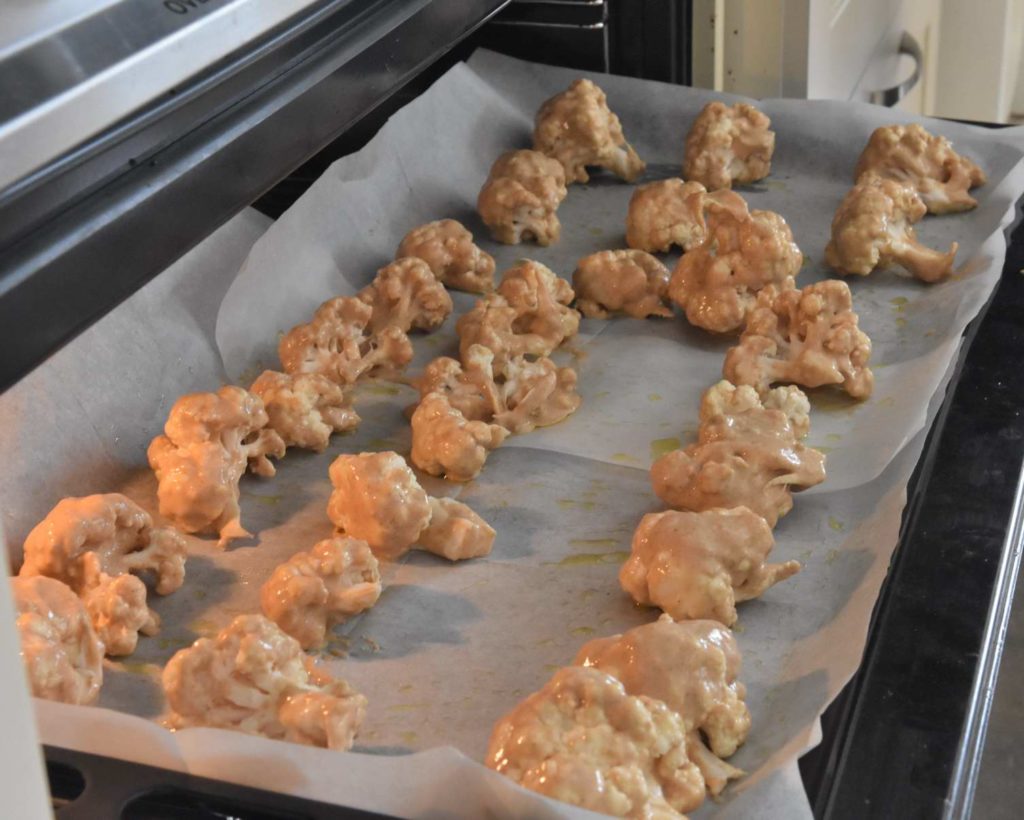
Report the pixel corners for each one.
[6,50,1024,819]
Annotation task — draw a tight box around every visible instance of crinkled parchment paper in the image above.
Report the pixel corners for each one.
[5,51,1024,819]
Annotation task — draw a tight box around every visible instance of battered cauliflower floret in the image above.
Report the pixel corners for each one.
[497,260,580,354]
[493,354,582,434]
[477,149,567,246]
[279,296,413,385]
[416,345,504,422]
[410,391,508,482]
[573,249,672,319]
[576,614,749,796]
[668,195,802,333]
[625,179,712,253]
[701,378,812,439]
[147,386,285,546]
[533,78,645,184]
[359,257,453,334]
[456,294,546,369]
[825,176,958,283]
[83,572,158,656]
[418,497,496,561]
[12,576,104,705]
[486,666,705,819]
[163,614,366,750]
[396,219,496,294]
[854,123,986,214]
[260,536,381,650]
[683,102,775,190]
[250,370,359,452]
[620,507,800,626]
[723,281,874,399]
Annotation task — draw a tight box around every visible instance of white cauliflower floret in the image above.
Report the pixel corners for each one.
[250,370,359,452]
[668,194,802,333]
[493,354,582,434]
[12,576,104,705]
[533,78,645,184]
[497,260,580,354]
[576,614,749,796]
[410,392,508,482]
[478,149,567,246]
[83,572,158,656]
[147,386,285,546]
[723,281,874,399]
[854,123,986,214]
[359,257,453,334]
[573,249,672,319]
[683,102,775,190]
[825,176,958,283]
[418,497,496,561]
[625,178,710,253]
[620,508,800,626]
[279,296,413,385]
[396,219,495,294]
[163,614,366,750]
[260,536,381,650]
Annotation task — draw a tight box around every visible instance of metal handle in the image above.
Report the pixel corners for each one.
[867,31,923,106]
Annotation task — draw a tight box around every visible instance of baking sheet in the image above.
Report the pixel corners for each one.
[5,50,1024,818]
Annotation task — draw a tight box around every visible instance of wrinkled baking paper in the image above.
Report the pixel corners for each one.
[6,50,1024,819]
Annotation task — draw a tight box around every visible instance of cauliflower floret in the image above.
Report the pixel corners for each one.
[148,386,285,546]
[163,614,366,750]
[417,497,496,561]
[625,179,714,253]
[497,260,580,354]
[359,257,453,334]
[477,149,567,246]
[279,296,413,385]
[493,354,582,434]
[416,346,504,422]
[410,392,508,481]
[668,195,802,333]
[825,176,958,283]
[723,281,874,399]
[576,614,749,796]
[12,576,104,705]
[250,370,359,452]
[83,572,158,656]
[620,508,799,626]
[683,102,775,190]
[260,536,381,650]
[396,219,496,294]
[456,294,547,369]
[533,78,645,184]
[486,666,705,818]
[573,249,672,319]
[854,123,986,214]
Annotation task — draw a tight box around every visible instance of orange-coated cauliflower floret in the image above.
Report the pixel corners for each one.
[573,249,672,319]
[418,497,496,561]
[625,178,714,253]
[683,102,775,190]
[477,149,567,246]
[250,370,359,452]
[497,260,580,354]
[82,573,158,656]
[410,392,508,482]
[396,219,496,294]
[456,294,545,369]
[359,257,453,334]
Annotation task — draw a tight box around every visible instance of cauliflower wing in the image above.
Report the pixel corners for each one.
[477,149,567,246]
[359,257,453,334]
[533,78,645,184]
[493,354,582,434]
[497,260,580,354]
[418,497,496,561]
[854,123,986,214]
[620,507,799,626]
[683,102,775,190]
[410,392,508,482]
[83,572,158,656]
[573,249,672,319]
[396,219,495,294]
[625,178,712,253]
[251,370,359,452]
[456,294,548,369]
[416,345,505,422]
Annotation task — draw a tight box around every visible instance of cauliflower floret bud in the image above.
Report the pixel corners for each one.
[417,497,496,561]
[416,346,504,422]
[251,370,359,452]
[12,576,104,705]
[478,149,567,246]
[494,355,582,434]
[683,102,775,190]
[533,78,645,184]
[279,296,413,385]
[576,614,749,796]
[260,536,381,650]
[573,249,672,319]
[456,294,550,370]
[396,219,495,294]
[625,178,713,253]
[497,260,580,354]
[825,176,958,283]
[359,257,453,334]
[83,572,158,656]
[163,614,366,750]
[854,123,986,214]
[723,281,874,399]
[148,386,285,546]
[410,392,508,482]
[668,194,802,333]
[620,508,799,626]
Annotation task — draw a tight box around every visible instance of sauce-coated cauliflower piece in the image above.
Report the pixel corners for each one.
[533,78,645,184]
[251,370,359,452]
[410,391,508,482]
[620,507,799,626]
[723,281,874,399]
[651,381,825,528]
[148,386,285,546]
[416,345,504,422]
[494,354,582,434]
[487,666,705,818]
[260,536,381,650]
[396,219,496,294]
[163,614,366,750]
[497,260,580,354]
[12,576,104,705]
[83,572,158,656]
[359,257,453,334]
[625,178,711,253]
[456,294,547,369]
[573,249,672,319]
[854,123,986,214]
[418,497,496,561]
[576,614,749,796]
[279,296,413,385]
[825,176,958,283]
[668,194,802,333]
[477,149,567,246]
[683,102,775,190]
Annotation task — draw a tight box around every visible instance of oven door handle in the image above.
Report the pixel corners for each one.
[867,31,923,107]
